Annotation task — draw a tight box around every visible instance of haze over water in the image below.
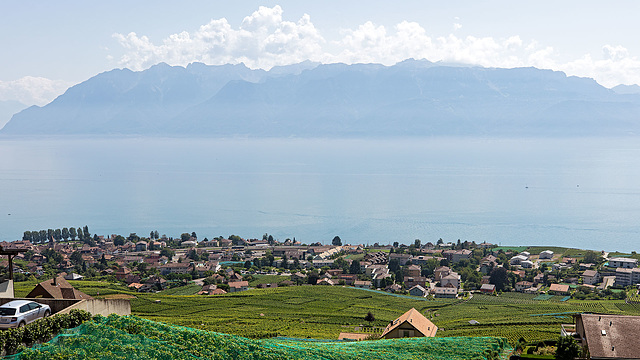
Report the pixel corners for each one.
[1,136,639,252]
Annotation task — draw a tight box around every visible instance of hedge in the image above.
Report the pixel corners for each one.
[0,309,92,356]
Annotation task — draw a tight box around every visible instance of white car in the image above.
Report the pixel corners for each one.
[0,300,51,329]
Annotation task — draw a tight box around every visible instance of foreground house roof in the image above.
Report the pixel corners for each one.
[576,314,640,359]
[26,276,93,300]
[380,308,437,338]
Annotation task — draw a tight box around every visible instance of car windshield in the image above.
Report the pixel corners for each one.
[0,308,16,316]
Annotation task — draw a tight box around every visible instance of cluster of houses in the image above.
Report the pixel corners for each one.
[2,234,639,301]
[505,250,640,295]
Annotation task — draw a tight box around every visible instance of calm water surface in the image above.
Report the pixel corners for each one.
[1,137,639,252]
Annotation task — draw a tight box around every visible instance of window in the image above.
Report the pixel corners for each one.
[0,308,16,316]
[19,305,30,313]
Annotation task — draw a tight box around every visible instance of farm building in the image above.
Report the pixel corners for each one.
[380,308,437,339]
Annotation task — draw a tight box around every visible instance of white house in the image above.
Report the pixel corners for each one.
[609,257,638,269]
[441,272,461,288]
[539,250,554,259]
[510,255,528,265]
[582,270,600,285]
[520,260,534,268]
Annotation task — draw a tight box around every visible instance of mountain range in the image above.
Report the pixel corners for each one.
[2,59,640,137]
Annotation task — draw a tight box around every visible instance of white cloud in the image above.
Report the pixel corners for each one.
[0,77,72,106]
[113,5,324,70]
[110,5,640,87]
[453,23,462,31]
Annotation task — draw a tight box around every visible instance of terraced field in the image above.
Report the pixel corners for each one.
[14,279,640,346]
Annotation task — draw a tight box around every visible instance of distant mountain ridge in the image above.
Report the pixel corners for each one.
[2,60,640,136]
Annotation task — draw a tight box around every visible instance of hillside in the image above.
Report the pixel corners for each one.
[3,60,640,137]
[20,314,510,360]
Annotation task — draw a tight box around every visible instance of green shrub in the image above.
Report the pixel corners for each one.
[0,309,92,356]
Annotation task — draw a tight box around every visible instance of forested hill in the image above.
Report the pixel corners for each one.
[3,59,640,137]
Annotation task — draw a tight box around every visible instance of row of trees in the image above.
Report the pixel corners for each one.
[23,226,91,243]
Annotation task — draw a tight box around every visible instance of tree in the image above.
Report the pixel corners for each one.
[69,227,77,241]
[70,251,83,265]
[154,230,159,239]
[83,225,90,240]
[332,236,342,246]
[556,335,580,360]
[414,239,421,248]
[160,248,175,259]
[77,228,83,241]
[393,241,399,248]
[350,260,361,274]
[62,227,69,241]
[113,235,125,246]
[388,258,400,273]
[54,228,62,241]
[364,311,375,325]
[191,232,197,239]
[489,267,509,292]
[128,233,140,242]
[583,250,602,264]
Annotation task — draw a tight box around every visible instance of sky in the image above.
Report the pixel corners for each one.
[1,1,639,107]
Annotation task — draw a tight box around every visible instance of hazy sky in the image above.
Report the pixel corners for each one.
[1,1,639,105]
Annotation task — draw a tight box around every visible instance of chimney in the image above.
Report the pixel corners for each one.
[53,277,57,286]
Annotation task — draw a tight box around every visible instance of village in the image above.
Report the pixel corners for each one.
[1,230,640,359]
[4,229,639,302]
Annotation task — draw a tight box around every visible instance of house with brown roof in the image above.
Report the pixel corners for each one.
[479,283,495,294]
[573,313,640,359]
[26,277,92,300]
[353,280,371,289]
[228,281,249,293]
[380,308,437,339]
[159,262,192,275]
[405,264,421,277]
[434,266,450,281]
[549,283,571,295]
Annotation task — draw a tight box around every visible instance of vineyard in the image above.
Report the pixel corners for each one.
[126,286,640,345]
[19,314,511,360]
[12,279,640,347]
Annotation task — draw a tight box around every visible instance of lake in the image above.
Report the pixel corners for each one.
[1,136,639,252]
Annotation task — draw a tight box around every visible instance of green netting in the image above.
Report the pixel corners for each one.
[17,314,511,360]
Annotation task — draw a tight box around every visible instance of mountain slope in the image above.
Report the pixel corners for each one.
[3,60,640,136]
